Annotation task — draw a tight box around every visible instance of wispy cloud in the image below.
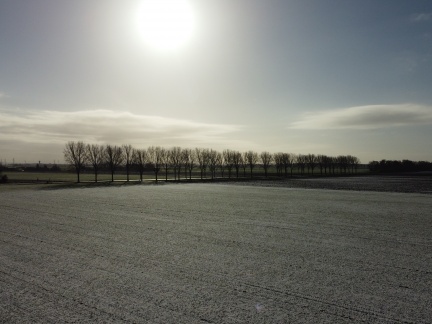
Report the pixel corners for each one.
[410,12,432,22]
[289,104,432,130]
[0,92,8,99]
[0,109,243,147]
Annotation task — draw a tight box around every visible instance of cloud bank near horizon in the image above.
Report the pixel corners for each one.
[289,104,432,130]
[0,108,243,148]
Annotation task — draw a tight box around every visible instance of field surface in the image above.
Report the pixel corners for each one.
[230,174,432,194]
[1,182,431,323]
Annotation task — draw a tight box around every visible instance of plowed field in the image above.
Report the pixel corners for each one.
[1,183,431,323]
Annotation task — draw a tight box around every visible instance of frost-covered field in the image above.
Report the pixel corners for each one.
[1,183,431,323]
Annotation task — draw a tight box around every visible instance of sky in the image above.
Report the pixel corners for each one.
[1,0,432,164]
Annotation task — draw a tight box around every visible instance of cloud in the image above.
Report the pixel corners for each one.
[0,92,8,99]
[0,108,243,148]
[411,12,432,22]
[289,104,432,130]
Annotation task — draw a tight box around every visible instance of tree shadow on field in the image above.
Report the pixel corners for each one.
[39,181,164,191]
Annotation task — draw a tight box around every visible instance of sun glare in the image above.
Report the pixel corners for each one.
[139,0,196,50]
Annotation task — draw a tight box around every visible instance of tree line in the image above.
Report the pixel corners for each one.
[63,141,361,183]
[368,159,432,173]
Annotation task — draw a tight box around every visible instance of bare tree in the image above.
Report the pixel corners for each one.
[330,156,338,174]
[181,148,189,179]
[161,148,170,181]
[241,152,248,177]
[105,145,124,182]
[260,151,272,177]
[182,148,196,180]
[122,144,133,181]
[195,148,209,179]
[273,153,283,176]
[245,150,259,178]
[218,152,225,178]
[349,155,360,173]
[64,141,87,183]
[223,149,234,178]
[346,155,354,174]
[170,147,182,180]
[133,148,148,182]
[86,144,104,182]
[148,146,163,182]
[280,153,291,177]
[296,154,307,175]
[232,151,242,178]
[286,153,296,177]
[323,155,332,174]
[208,149,219,179]
[316,154,326,175]
[306,154,317,174]
[337,155,348,173]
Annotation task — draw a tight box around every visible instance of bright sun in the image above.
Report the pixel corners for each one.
[139,0,196,50]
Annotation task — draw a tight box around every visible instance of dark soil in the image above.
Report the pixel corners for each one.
[226,175,432,194]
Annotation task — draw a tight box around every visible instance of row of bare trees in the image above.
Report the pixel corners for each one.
[63,141,361,183]
[275,153,361,176]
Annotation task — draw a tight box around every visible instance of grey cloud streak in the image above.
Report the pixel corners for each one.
[0,108,242,147]
[411,12,432,22]
[289,104,432,130]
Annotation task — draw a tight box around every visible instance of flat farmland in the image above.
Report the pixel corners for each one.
[1,183,431,323]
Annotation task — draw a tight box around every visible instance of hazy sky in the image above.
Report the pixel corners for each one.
[1,0,432,164]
